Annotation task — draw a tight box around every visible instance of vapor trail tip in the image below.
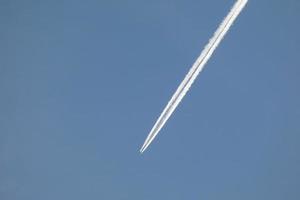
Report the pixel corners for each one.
[139,146,145,154]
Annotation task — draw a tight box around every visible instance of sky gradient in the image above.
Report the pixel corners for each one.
[1,0,300,199]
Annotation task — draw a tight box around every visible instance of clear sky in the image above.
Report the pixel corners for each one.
[1,0,299,199]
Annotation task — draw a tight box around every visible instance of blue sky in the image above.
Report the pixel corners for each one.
[1,0,300,199]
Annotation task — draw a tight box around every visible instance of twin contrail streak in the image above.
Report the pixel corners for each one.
[140,0,248,153]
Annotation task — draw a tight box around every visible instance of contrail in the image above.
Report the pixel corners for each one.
[140,0,248,153]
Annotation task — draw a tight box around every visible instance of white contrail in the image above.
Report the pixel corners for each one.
[140,0,248,153]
